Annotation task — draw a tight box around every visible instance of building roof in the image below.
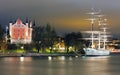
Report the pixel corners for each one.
[16,18,22,24]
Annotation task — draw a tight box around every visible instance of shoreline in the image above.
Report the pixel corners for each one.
[0,52,120,57]
[0,53,77,57]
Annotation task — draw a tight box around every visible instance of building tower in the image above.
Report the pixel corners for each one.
[9,18,33,44]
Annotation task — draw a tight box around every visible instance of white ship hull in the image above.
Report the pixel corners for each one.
[83,48,110,56]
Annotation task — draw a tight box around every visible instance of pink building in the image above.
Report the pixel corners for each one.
[9,18,32,44]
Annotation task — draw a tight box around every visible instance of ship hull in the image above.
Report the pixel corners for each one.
[83,48,110,56]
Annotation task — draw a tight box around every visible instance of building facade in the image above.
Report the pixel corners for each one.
[9,18,32,44]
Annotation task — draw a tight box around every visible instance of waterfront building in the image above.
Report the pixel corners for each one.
[53,36,65,52]
[9,18,32,44]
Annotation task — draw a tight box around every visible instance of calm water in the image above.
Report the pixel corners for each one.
[0,55,120,75]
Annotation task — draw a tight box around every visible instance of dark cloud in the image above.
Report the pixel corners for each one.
[0,0,120,38]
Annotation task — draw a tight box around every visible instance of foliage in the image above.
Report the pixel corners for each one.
[44,23,57,52]
[33,23,57,53]
[24,44,33,51]
[5,22,85,54]
[7,44,17,50]
[32,26,45,52]
[0,24,5,44]
[64,32,83,53]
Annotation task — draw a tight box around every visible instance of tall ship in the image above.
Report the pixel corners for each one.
[82,9,111,56]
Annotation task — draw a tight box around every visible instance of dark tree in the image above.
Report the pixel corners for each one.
[49,28,57,52]
[24,44,33,52]
[0,24,5,44]
[44,23,57,53]
[64,32,83,53]
[33,26,45,53]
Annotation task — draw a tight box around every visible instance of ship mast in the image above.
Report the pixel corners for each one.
[96,13,104,49]
[86,8,99,48]
[103,18,107,49]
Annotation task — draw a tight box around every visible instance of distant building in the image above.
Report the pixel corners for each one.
[53,36,65,52]
[9,18,32,44]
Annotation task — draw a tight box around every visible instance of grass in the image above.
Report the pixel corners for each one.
[1,49,75,55]
[3,49,26,53]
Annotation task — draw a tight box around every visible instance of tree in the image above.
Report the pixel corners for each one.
[0,24,5,44]
[49,28,57,52]
[0,24,5,51]
[33,23,58,53]
[64,32,83,53]
[33,26,45,53]
[24,44,33,52]
[44,23,52,48]
[1,37,7,53]
[44,23,57,53]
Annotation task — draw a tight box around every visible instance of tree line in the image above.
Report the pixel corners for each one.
[0,23,87,53]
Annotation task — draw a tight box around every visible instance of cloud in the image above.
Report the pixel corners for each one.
[0,0,120,38]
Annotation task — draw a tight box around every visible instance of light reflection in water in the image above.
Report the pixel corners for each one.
[0,56,120,75]
[48,56,74,61]
[48,56,66,61]
[68,57,72,60]
[81,56,111,75]
[20,57,24,62]
[83,56,110,60]
[57,56,65,60]
[75,56,78,58]
[60,56,65,60]
[48,56,52,61]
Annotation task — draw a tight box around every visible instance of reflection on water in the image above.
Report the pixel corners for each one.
[20,57,24,62]
[48,56,52,61]
[0,56,120,75]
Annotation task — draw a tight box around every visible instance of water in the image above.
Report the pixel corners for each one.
[0,55,120,75]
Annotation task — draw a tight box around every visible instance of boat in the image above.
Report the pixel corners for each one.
[82,9,110,56]
[83,48,110,56]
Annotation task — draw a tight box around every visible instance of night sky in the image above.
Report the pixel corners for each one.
[0,0,120,38]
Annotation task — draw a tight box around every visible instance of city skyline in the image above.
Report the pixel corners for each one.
[0,0,120,38]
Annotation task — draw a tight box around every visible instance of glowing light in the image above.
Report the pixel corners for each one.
[69,46,73,50]
[48,56,52,61]
[59,47,65,50]
[57,56,65,60]
[20,57,24,62]
[86,56,110,60]
[91,45,95,48]
[21,46,24,49]
[75,56,78,58]
[61,56,65,60]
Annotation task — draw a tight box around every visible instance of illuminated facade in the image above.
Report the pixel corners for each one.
[53,37,65,52]
[9,18,32,44]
